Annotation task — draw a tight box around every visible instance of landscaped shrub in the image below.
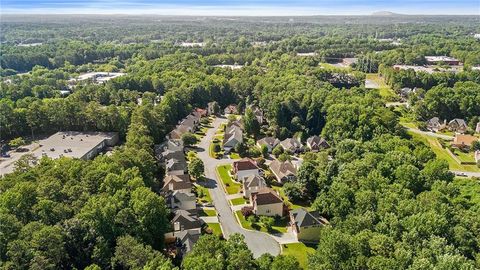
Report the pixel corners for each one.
[241,206,254,217]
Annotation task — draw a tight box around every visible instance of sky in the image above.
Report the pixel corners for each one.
[1,0,479,15]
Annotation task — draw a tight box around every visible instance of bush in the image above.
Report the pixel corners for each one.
[283,182,305,202]
[241,206,254,217]
[272,145,284,157]
[247,215,258,224]
[213,143,221,152]
[182,132,197,146]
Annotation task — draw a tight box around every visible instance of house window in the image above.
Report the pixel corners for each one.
[266,210,270,213]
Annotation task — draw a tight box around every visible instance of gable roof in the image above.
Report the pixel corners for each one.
[171,210,202,231]
[252,188,283,205]
[257,137,280,147]
[449,118,467,127]
[223,127,243,146]
[170,191,196,203]
[233,158,258,172]
[162,174,192,192]
[279,138,302,151]
[270,160,297,179]
[243,175,266,188]
[307,136,329,149]
[291,208,328,228]
[166,158,187,172]
[176,230,201,254]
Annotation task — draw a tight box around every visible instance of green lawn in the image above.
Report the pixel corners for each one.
[366,73,396,101]
[195,184,213,203]
[452,149,476,163]
[282,243,316,269]
[234,211,288,234]
[206,223,223,237]
[272,186,312,210]
[217,165,241,194]
[230,197,247,206]
[209,142,223,159]
[229,152,241,159]
[319,62,350,71]
[199,208,217,217]
[408,131,480,172]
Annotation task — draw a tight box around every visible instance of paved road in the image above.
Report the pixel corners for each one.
[405,127,454,140]
[451,171,480,178]
[195,116,281,258]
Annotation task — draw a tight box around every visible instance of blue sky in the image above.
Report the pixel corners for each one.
[1,0,479,15]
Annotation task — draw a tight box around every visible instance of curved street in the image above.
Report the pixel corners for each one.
[195,116,281,258]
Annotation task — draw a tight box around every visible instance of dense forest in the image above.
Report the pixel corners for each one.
[1,15,479,269]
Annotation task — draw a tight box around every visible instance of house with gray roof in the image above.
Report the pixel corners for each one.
[171,210,202,232]
[256,137,280,153]
[166,158,188,175]
[279,138,303,153]
[223,125,243,153]
[290,208,328,242]
[426,117,446,132]
[166,191,196,211]
[448,118,468,133]
[176,230,201,256]
[242,174,267,198]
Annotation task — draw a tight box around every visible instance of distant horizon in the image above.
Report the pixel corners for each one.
[1,0,479,16]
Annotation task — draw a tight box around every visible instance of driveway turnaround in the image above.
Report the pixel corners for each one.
[195,116,281,258]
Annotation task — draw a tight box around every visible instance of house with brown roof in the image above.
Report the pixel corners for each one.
[162,174,192,193]
[448,118,468,134]
[256,137,280,153]
[306,136,330,152]
[232,158,260,180]
[290,208,328,242]
[269,160,297,184]
[242,175,267,198]
[224,104,239,115]
[250,188,284,217]
[452,134,478,150]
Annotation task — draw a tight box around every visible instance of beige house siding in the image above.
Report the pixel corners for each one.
[255,202,283,217]
[296,225,322,242]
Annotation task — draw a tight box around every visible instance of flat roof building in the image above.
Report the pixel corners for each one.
[32,131,118,160]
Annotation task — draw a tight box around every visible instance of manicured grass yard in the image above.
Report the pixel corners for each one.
[194,184,213,203]
[366,73,396,101]
[408,131,480,172]
[452,149,476,163]
[206,223,223,237]
[234,211,288,234]
[230,197,247,206]
[199,208,217,217]
[229,152,241,159]
[282,242,316,269]
[217,164,241,194]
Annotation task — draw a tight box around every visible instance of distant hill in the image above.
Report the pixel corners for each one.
[371,11,402,16]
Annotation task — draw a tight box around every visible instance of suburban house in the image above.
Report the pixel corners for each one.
[251,188,284,217]
[425,56,460,65]
[251,106,265,124]
[426,117,446,132]
[233,158,260,180]
[166,191,196,211]
[306,136,330,152]
[175,230,201,256]
[166,158,188,175]
[242,174,267,198]
[279,138,303,153]
[452,134,478,150]
[223,125,243,153]
[160,149,185,163]
[193,108,207,118]
[166,139,184,151]
[162,174,192,193]
[171,210,202,232]
[256,137,280,153]
[342,58,358,66]
[448,118,468,133]
[224,104,239,115]
[475,151,480,163]
[290,208,328,242]
[269,160,297,184]
[166,109,205,140]
[207,101,218,115]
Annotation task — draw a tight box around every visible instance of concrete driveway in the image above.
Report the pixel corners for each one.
[195,116,281,258]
